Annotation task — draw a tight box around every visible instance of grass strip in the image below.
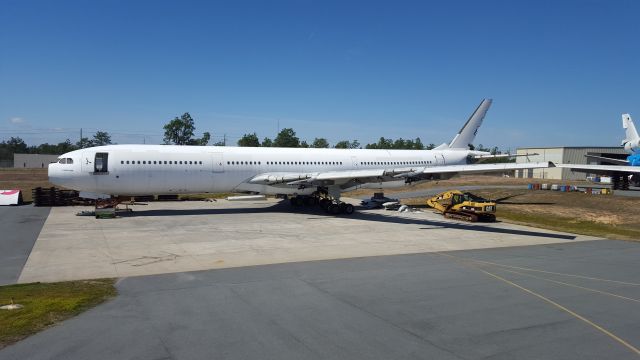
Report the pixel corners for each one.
[497,209,640,241]
[0,279,117,349]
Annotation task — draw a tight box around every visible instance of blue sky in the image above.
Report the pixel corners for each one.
[1,0,639,150]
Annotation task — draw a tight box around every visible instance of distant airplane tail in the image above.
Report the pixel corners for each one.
[622,114,639,143]
[448,99,492,150]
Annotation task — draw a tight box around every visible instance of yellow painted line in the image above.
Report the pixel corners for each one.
[436,253,640,356]
[448,255,640,287]
[495,267,640,304]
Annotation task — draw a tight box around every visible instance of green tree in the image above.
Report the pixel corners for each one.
[426,143,436,150]
[366,137,393,149]
[7,137,28,153]
[163,112,209,145]
[237,133,260,147]
[261,137,273,147]
[299,140,309,148]
[273,128,299,147]
[312,138,329,148]
[196,132,211,146]
[76,137,93,148]
[92,131,112,146]
[413,137,424,150]
[334,140,350,149]
[334,140,359,149]
[56,139,76,153]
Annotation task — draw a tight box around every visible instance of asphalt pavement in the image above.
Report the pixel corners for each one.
[0,205,50,285]
[2,239,639,360]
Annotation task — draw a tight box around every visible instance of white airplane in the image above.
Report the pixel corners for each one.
[558,114,640,189]
[49,99,553,214]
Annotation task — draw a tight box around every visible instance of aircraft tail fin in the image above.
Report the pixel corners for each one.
[448,99,492,149]
[622,114,639,144]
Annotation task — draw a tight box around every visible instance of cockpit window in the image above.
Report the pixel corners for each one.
[66,158,73,164]
[58,158,66,164]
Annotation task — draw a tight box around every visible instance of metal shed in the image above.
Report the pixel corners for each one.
[515,147,628,180]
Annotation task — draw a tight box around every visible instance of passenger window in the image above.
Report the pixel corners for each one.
[199,161,202,164]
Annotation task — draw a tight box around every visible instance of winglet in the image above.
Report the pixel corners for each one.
[449,99,492,149]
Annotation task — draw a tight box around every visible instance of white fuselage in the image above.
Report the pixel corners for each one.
[48,145,472,196]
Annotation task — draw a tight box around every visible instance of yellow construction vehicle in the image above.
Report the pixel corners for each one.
[426,190,496,222]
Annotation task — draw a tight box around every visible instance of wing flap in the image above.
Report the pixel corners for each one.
[421,162,554,175]
[557,164,640,174]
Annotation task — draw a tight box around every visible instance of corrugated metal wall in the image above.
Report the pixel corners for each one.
[516,147,627,180]
[515,148,564,179]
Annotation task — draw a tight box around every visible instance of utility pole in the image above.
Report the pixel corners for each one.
[80,128,82,147]
[223,134,226,146]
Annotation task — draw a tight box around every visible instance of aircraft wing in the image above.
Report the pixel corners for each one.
[248,162,554,189]
[556,163,640,175]
[419,162,553,175]
[583,154,629,166]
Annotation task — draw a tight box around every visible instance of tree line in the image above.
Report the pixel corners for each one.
[0,111,505,161]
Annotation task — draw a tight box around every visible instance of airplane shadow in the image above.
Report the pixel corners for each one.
[121,201,576,240]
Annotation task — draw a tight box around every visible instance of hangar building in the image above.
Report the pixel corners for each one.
[515,147,628,180]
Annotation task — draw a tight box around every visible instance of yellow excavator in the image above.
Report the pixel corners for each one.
[426,190,497,222]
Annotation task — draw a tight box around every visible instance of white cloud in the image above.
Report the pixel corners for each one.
[9,117,24,124]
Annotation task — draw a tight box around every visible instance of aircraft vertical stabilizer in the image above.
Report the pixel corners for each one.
[622,114,639,145]
[449,99,492,149]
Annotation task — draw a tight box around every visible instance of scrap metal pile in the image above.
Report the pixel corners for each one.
[32,187,89,207]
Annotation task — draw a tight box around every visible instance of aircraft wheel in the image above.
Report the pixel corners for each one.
[328,203,341,215]
[343,203,355,215]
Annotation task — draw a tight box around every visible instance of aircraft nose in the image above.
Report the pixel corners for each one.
[48,162,67,187]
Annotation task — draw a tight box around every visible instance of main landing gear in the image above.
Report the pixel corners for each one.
[289,189,355,215]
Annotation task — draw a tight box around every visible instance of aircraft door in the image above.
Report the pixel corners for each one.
[93,153,109,174]
[211,153,224,173]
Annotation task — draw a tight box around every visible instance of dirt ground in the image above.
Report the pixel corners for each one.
[343,175,640,240]
[0,169,52,202]
[398,186,640,240]
[344,175,592,198]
